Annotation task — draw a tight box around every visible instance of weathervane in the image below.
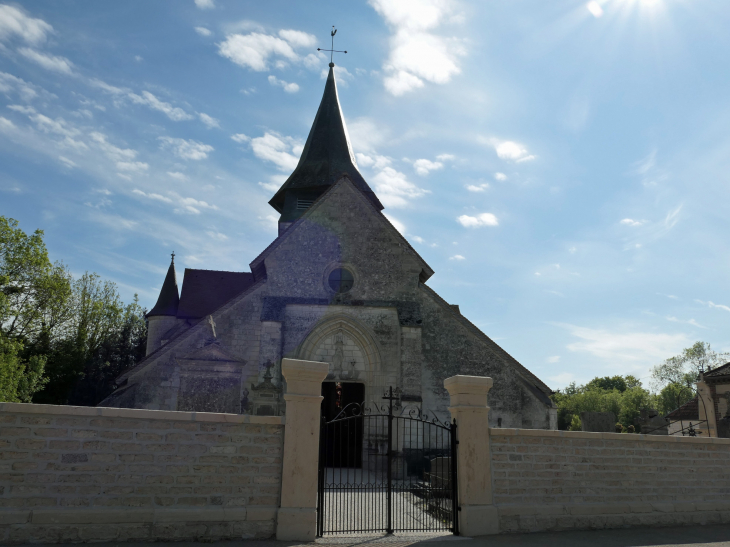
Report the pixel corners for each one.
[317,26,347,66]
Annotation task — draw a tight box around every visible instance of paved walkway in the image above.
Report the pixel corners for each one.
[48,524,730,547]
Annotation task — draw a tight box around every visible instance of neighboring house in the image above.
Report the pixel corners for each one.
[665,397,700,436]
[697,362,730,438]
[99,63,557,431]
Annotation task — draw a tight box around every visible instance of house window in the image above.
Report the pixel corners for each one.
[328,268,354,294]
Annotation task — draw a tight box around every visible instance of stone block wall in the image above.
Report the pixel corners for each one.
[490,428,730,533]
[0,402,283,544]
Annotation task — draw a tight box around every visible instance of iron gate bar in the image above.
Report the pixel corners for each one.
[316,386,459,536]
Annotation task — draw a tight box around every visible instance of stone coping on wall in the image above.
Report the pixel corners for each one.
[0,507,278,526]
[0,402,285,425]
[489,427,730,444]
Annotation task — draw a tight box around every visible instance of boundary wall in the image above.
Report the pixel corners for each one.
[490,428,730,533]
[0,402,284,544]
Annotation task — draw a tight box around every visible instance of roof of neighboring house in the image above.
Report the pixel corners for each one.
[176,269,254,319]
[704,362,730,380]
[665,396,699,421]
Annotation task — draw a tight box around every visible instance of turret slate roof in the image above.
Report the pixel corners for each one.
[147,257,179,317]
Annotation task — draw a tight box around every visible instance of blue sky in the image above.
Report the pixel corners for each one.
[1,0,728,391]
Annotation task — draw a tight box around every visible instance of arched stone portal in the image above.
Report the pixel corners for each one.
[295,313,384,403]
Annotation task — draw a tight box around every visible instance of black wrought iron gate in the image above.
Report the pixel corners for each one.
[317,387,458,536]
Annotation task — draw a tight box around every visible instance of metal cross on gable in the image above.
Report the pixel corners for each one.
[317,26,347,65]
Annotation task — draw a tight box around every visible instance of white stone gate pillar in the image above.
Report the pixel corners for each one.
[444,375,499,536]
[276,358,329,541]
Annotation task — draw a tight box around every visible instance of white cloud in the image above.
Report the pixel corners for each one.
[258,180,281,192]
[249,132,300,171]
[413,158,443,176]
[383,213,406,234]
[218,32,300,71]
[206,230,228,241]
[695,299,730,313]
[547,355,561,364]
[268,75,299,93]
[371,167,429,208]
[89,78,126,95]
[457,213,498,228]
[494,172,507,181]
[167,171,187,181]
[134,55,143,62]
[195,27,212,37]
[194,0,215,9]
[587,1,604,18]
[128,91,193,121]
[199,112,220,128]
[620,218,644,227]
[436,153,455,162]
[231,133,250,144]
[665,316,707,329]
[449,254,465,261]
[560,323,689,367]
[132,189,173,203]
[116,161,148,172]
[0,5,53,45]
[58,156,75,168]
[0,71,44,101]
[548,372,575,387]
[348,117,385,153]
[278,29,317,49]
[18,48,74,75]
[369,0,463,96]
[158,136,214,160]
[466,183,489,192]
[90,132,137,162]
[492,140,535,162]
[411,235,425,244]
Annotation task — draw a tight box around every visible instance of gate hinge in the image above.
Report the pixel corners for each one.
[458,506,462,511]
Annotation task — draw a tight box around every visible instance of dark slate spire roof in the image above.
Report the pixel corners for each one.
[269,63,383,214]
[148,254,180,317]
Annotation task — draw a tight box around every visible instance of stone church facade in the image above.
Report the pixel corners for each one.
[101,63,557,430]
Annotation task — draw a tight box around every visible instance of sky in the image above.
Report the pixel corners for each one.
[1,0,729,392]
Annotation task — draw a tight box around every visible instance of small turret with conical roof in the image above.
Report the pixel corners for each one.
[146,253,180,355]
[269,62,383,233]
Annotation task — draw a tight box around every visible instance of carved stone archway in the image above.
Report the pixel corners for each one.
[295,313,383,403]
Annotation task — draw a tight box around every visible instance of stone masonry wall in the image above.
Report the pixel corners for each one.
[490,428,730,533]
[0,402,283,544]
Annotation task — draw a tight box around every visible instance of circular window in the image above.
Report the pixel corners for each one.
[328,268,354,294]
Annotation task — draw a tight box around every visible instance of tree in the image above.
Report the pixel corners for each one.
[551,375,656,431]
[0,217,70,402]
[651,342,730,391]
[34,273,128,405]
[656,382,694,416]
[0,217,72,342]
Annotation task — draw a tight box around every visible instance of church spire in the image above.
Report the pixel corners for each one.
[148,252,180,317]
[268,63,383,220]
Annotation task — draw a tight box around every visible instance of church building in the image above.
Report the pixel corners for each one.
[101,63,557,430]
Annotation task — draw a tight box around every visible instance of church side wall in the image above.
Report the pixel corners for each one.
[490,428,730,533]
[418,290,551,429]
[0,403,283,544]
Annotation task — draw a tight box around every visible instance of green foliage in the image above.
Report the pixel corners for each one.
[657,382,694,415]
[0,216,146,405]
[0,334,47,402]
[551,375,656,430]
[568,415,582,431]
[651,341,730,391]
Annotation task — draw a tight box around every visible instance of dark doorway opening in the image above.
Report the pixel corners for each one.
[321,382,364,468]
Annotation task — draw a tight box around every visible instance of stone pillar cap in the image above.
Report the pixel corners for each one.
[444,375,493,392]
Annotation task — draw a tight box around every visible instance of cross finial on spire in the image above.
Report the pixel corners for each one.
[171,251,175,264]
[317,25,347,66]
